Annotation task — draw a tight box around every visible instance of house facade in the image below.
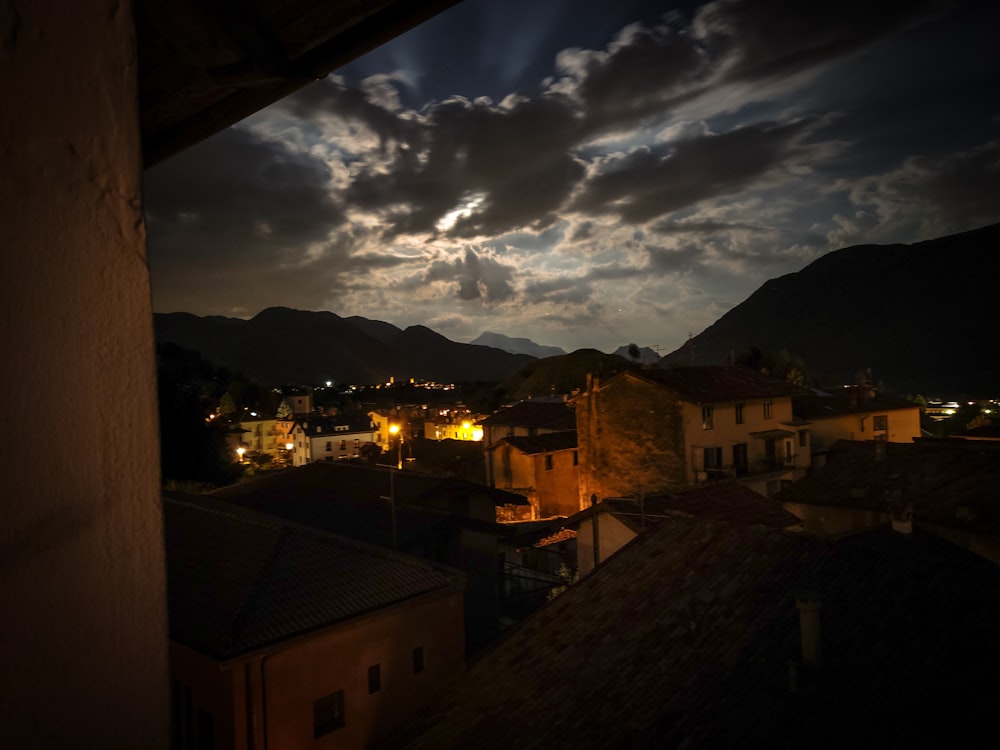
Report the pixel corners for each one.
[575,366,811,504]
[793,387,922,455]
[487,431,580,519]
[164,494,466,750]
[290,414,378,465]
[481,400,576,487]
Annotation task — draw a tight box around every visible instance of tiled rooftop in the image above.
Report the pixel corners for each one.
[495,430,578,455]
[392,516,1000,749]
[163,493,462,661]
[625,365,809,403]
[602,481,801,532]
[793,387,919,419]
[481,400,576,430]
[777,438,1000,534]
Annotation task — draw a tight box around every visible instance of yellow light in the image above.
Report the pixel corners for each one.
[462,421,471,430]
[285,442,294,451]
[389,424,400,435]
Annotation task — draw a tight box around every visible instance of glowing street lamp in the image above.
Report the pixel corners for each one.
[236,446,246,464]
[388,424,403,470]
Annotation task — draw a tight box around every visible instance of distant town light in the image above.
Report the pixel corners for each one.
[286,442,294,451]
[326,381,332,387]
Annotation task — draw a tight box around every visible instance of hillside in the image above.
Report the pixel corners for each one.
[662,224,1000,395]
[154,307,534,385]
[497,349,638,402]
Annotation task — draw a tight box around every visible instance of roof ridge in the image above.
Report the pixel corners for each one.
[222,524,289,654]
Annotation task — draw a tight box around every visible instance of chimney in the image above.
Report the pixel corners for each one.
[796,593,821,666]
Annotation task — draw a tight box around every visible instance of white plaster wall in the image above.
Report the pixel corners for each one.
[0,1,170,746]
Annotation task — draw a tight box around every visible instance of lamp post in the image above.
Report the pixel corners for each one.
[285,442,294,467]
[388,424,403,470]
[236,446,246,464]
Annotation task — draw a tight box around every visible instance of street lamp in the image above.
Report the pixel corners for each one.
[285,442,294,467]
[236,446,246,464]
[388,424,403,470]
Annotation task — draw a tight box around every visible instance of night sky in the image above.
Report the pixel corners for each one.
[143,0,1000,355]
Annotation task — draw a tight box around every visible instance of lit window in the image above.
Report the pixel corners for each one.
[313,690,345,737]
[702,405,714,430]
[763,401,773,419]
[412,646,425,674]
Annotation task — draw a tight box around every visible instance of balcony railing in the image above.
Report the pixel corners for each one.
[698,454,799,481]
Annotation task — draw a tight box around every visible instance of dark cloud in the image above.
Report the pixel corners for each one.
[423,247,517,304]
[573,119,817,222]
[693,0,945,85]
[650,219,771,234]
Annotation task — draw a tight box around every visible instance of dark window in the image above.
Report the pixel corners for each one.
[572,450,578,466]
[873,415,888,431]
[798,429,808,447]
[354,438,360,448]
[704,446,722,470]
[702,405,714,430]
[544,455,554,471]
[313,690,345,737]
[368,664,381,694]
[339,439,346,450]
[412,646,425,674]
[325,441,332,452]
[763,401,773,419]
[735,403,744,424]
[196,709,215,750]
[733,443,748,475]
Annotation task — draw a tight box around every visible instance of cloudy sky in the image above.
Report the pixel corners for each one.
[144,0,1000,355]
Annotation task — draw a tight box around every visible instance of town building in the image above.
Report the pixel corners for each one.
[212,462,528,651]
[391,516,1000,749]
[290,413,378,465]
[481,400,576,486]
[164,493,465,750]
[778,437,1000,563]
[792,386,922,459]
[423,409,485,442]
[487,431,580,519]
[575,366,812,503]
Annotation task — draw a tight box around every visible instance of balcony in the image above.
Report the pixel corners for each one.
[697,454,799,482]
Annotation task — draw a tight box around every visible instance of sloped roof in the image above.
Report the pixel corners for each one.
[294,413,375,436]
[481,400,576,431]
[392,517,1000,749]
[601,482,801,532]
[493,430,578,455]
[793,387,920,419]
[619,365,808,403]
[163,493,462,661]
[777,438,1000,534]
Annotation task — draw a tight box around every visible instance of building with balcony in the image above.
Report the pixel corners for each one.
[575,366,811,502]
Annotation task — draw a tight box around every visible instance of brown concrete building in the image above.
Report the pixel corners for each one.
[488,431,580,519]
[165,493,465,750]
[575,366,811,504]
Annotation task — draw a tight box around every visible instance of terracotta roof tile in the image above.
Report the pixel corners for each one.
[392,517,1000,749]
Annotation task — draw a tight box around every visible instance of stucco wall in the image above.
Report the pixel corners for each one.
[809,408,921,450]
[260,591,465,749]
[533,450,581,517]
[0,1,170,746]
[577,513,635,575]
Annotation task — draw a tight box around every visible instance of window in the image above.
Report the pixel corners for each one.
[798,429,808,448]
[572,450,578,466]
[873,414,888,431]
[339,439,346,450]
[367,664,381,694]
[732,443,748,475]
[703,446,722,471]
[313,690,345,737]
[763,401,773,419]
[354,438,360,448]
[325,441,332,452]
[702,405,714,430]
[544,454,553,471]
[735,403,744,425]
[412,646,425,674]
